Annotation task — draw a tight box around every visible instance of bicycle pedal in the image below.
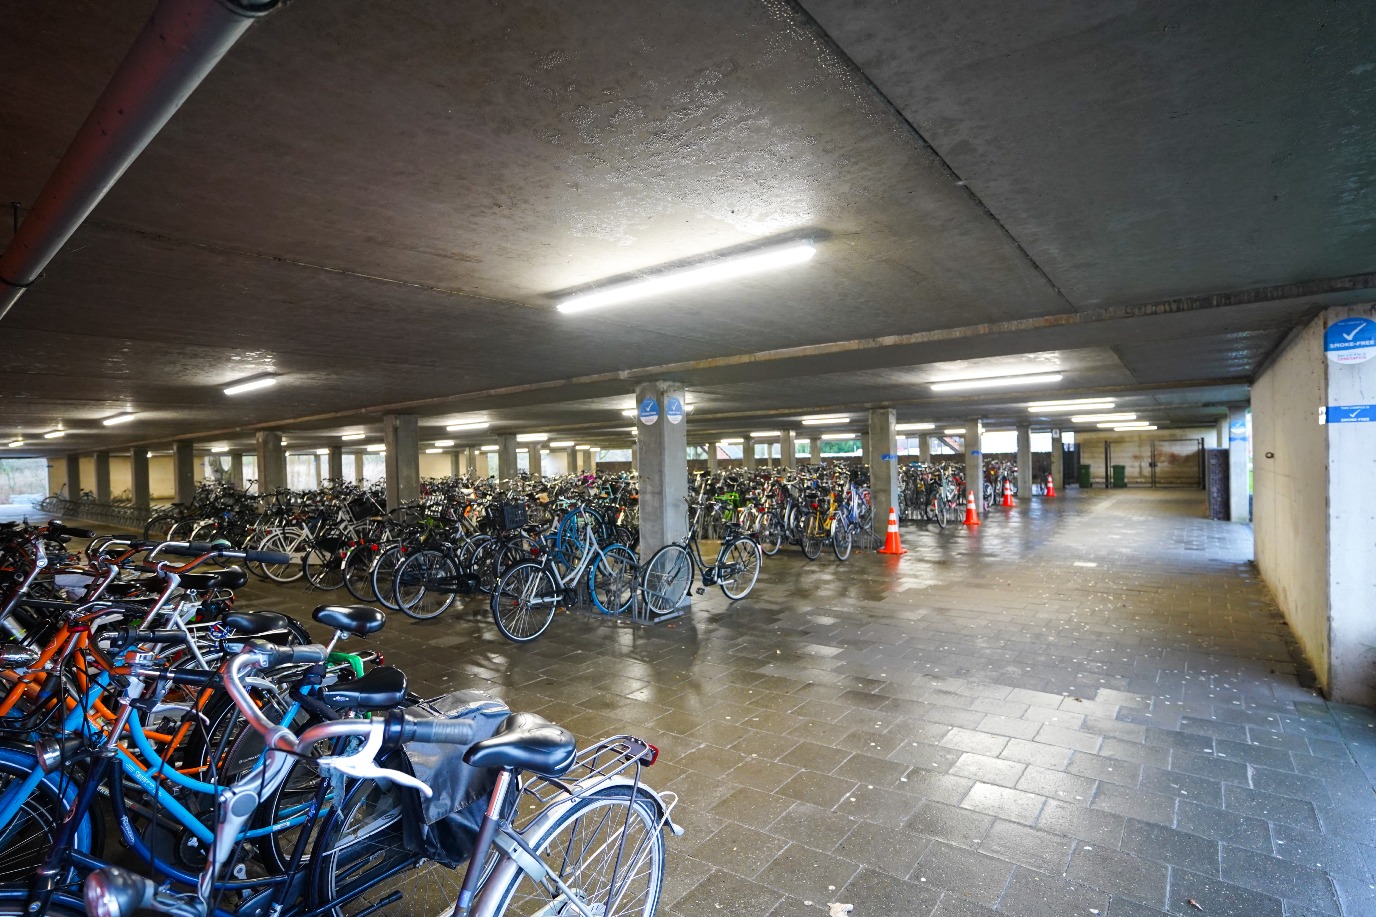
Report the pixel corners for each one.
[695,587,706,595]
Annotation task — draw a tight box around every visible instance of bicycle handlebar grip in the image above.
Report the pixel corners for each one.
[255,643,329,669]
[402,717,479,745]
[245,549,291,565]
[111,628,190,649]
[50,522,95,539]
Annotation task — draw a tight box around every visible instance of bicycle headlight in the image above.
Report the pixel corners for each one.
[85,866,156,917]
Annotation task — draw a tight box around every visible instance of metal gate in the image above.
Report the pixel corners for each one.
[1150,438,1204,488]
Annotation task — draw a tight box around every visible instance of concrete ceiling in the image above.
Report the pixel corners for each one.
[1,0,1372,456]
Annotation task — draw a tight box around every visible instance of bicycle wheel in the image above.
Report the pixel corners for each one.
[799,513,823,560]
[589,545,637,615]
[312,766,464,917]
[141,509,178,542]
[757,511,784,556]
[369,544,406,610]
[482,784,665,917]
[260,531,306,584]
[341,544,378,603]
[305,543,348,591]
[640,544,691,615]
[933,495,948,529]
[831,518,853,561]
[718,537,761,600]
[491,562,559,643]
[0,747,97,886]
[395,549,459,620]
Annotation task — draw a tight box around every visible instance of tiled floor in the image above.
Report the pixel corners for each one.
[204,490,1375,915]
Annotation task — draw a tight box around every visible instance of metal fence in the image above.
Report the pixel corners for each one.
[36,495,149,530]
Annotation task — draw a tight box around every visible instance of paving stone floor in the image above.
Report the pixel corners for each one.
[134,490,1376,915]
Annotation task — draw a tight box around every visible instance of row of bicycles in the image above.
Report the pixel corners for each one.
[0,518,679,917]
[897,460,1021,527]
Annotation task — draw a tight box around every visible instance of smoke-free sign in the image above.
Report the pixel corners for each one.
[637,398,659,425]
[1324,317,1376,365]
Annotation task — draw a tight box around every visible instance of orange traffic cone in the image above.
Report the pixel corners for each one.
[877,506,907,554]
[963,492,980,526]
[1001,479,1014,507]
[1045,473,1056,498]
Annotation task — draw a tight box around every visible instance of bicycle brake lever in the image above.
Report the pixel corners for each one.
[317,722,434,798]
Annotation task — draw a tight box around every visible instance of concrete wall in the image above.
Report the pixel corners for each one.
[1254,306,1376,704]
[1253,317,1330,688]
[1074,427,1215,486]
[419,452,450,479]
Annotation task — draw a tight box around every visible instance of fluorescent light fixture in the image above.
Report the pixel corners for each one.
[944,427,967,435]
[102,413,136,426]
[931,372,1063,392]
[516,433,548,443]
[1028,398,1117,409]
[820,433,858,440]
[718,437,744,444]
[425,448,443,454]
[576,444,592,450]
[558,240,816,314]
[550,441,575,448]
[1071,413,1136,423]
[801,416,850,426]
[445,421,490,432]
[223,374,277,396]
[43,430,66,439]
[620,409,637,417]
[366,443,386,452]
[516,447,528,454]
[481,444,499,452]
[341,433,367,441]
[315,448,330,455]
[895,422,935,431]
[750,431,781,438]
[1113,425,1157,432]
[211,445,229,453]
[801,413,848,422]
[1111,421,1153,428]
[433,440,455,447]
[7,440,22,448]
[540,449,550,455]
[1028,403,1115,414]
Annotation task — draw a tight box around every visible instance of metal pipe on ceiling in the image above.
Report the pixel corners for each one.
[0,0,281,322]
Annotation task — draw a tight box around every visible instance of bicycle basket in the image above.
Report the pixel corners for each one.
[496,502,528,530]
[399,689,512,867]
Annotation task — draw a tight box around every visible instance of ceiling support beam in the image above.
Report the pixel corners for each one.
[0,0,279,322]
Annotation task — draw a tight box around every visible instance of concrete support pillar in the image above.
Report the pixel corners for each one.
[467,447,479,477]
[1017,423,1032,496]
[636,381,688,561]
[383,414,420,509]
[919,434,931,463]
[496,435,517,481]
[586,448,597,474]
[65,454,81,498]
[743,438,757,470]
[93,451,111,503]
[173,441,196,505]
[868,408,898,539]
[806,438,817,464]
[327,446,344,484]
[230,452,245,490]
[131,447,150,508]
[1227,406,1250,522]
[780,430,797,470]
[450,451,462,479]
[706,443,719,472]
[1051,430,1064,493]
[965,420,984,510]
[353,452,365,485]
[256,431,286,495]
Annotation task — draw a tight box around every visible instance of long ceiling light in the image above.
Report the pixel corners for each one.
[576,444,592,450]
[1028,397,1116,409]
[820,432,858,440]
[425,448,443,454]
[749,431,781,438]
[8,439,24,448]
[558,240,816,314]
[718,437,744,444]
[1114,425,1157,432]
[341,433,367,441]
[434,440,455,447]
[1071,413,1136,423]
[1028,401,1115,413]
[223,374,277,396]
[43,430,66,439]
[481,444,499,452]
[895,422,935,431]
[446,421,490,432]
[944,427,967,435]
[102,412,136,426]
[801,415,849,426]
[931,372,1063,392]
[517,433,548,443]
[550,440,575,448]
[315,448,330,455]
[366,444,386,452]
[211,445,229,453]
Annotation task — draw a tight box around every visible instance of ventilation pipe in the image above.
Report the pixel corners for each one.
[0,0,281,322]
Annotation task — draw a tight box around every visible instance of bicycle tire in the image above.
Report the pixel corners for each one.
[640,544,691,615]
[259,531,306,584]
[757,511,784,556]
[0,747,98,886]
[934,496,948,529]
[369,543,406,611]
[799,513,823,560]
[491,562,559,643]
[589,545,638,615]
[831,519,853,561]
[480,784,665,917]
[395,549,459,620]
[341,544,378,603]
[718,537,761,600]
[304,543,348,592]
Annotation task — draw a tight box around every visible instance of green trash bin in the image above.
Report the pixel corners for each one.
[1111,465,1127,488]
[1078,464,1092,488]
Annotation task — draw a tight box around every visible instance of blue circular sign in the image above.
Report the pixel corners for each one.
[664,397,684,424]
[637,398,659,425]
[1325,317,1376,365]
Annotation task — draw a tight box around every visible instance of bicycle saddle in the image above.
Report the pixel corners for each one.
[219,611,290,636]
[179,567,248,591]
[313,604,386,635]
[321,665,407,710]
[464,712,577,777]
